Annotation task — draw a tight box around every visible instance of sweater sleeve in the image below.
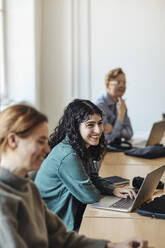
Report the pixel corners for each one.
[97,101,133,143]
[105,114,133,143]
[0,196,28,248]
[89,160,115,195]
[45,205,108,248]
[0,184,108,248]
[58,153,101,204]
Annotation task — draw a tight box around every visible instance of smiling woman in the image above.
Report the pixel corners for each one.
[35,99,136,232]
[0,104,50,177]
[79,114,103,148]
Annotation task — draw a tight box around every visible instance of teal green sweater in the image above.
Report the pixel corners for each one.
[35,137,115,231]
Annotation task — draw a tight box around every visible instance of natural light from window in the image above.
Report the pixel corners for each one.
[0,0,5,110]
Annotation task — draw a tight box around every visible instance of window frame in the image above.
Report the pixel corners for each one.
[0,0,7,110]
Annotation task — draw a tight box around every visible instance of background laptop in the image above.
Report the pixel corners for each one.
[132,120,165,148]
[91,164,165,212]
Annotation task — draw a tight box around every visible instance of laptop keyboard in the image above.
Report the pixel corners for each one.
[110,198,134,209]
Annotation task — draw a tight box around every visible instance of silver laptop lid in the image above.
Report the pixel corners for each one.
[146,121,165,146]
[131,164,165,210]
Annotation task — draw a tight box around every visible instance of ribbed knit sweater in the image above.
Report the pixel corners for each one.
[0,167,107,248]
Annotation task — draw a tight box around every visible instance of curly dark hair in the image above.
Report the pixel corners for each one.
[49,99,106,161]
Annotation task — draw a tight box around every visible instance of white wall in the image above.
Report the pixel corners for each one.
[41,0,165,136]
[5,0,37,106]
[4,1,165,137]
[40,0,72,132]
[40,0,91,132]
[90,0,165,137]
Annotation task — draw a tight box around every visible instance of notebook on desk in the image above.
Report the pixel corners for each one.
[132,121,165,148]
[91,164,165,212]
[103,176,130,186]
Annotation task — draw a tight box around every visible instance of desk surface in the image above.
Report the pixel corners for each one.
[80,217,164,248]
[103,152,165,166]
[79,152,165,248]
[83,204,146,219]
[99,164,165,181]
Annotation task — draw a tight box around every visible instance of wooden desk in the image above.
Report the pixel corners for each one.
[103,152,165,166]
[99,165,165,182]
[79,152,165,248]
[80,217,164,248]
[83,204,148,219]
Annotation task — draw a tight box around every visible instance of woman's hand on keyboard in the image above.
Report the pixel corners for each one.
[113,187,136,199]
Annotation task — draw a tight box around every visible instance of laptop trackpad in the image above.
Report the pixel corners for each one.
[91,195,120,208]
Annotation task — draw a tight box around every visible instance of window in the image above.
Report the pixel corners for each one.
[0,0,5,110]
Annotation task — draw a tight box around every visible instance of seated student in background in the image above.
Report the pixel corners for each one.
[96,67,133,144]
[35,99,136,232]
[0,104,148,248]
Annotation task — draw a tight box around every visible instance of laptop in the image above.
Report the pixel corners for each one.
[91,164,165,212]
[132,120,165,148]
